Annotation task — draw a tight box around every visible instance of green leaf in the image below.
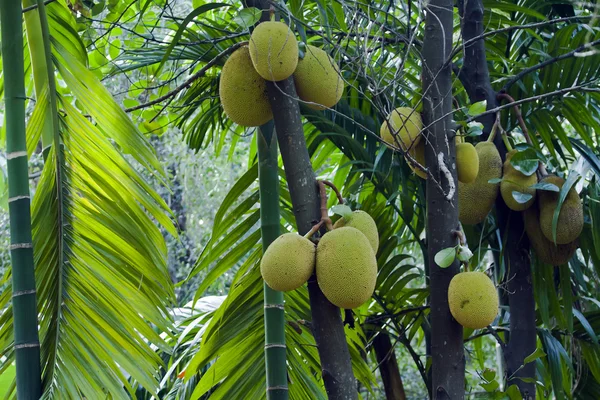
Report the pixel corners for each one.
[488,177,503,184]
[233,7,261,28]
[434,247,456,268]
[331,204,353,219]
[505,384,522,400]
[524,347,546,364]
[482,368,496,382]
[511,191,533,204]
[529,182,559,192]
[467,100,487,116]
[467,121,483,136]
[510,148,539,176]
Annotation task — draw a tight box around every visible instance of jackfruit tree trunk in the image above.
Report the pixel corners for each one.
[0,0,44,397]
[258,122,289,400]
[457,0,536,397]
[243,2,357,398]
[422,0,465,398]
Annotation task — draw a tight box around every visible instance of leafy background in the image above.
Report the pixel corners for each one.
[0,0,599,398]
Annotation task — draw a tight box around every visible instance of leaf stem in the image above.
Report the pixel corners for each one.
[320,180,344,204]
[496,93,532,145]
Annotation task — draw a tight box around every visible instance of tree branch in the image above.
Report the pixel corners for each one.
[502,38,600,91]
[124,41,247,113]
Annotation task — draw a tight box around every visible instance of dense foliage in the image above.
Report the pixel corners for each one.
[0,0,599,398]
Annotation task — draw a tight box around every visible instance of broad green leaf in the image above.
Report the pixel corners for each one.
[509,148,539,176]
[434,247,456,268]
[467,100,487,116]
[233,7,262,28]
[511,191,533,204]
[524,347,546,364]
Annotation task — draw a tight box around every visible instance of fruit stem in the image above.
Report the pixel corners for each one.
[501,129,513,152]
[269,5,275,21]
[487,112,500,142]
[320,180,345,204]
[304,220,324,239]
[318,181,334,231]
[497,93,533,145]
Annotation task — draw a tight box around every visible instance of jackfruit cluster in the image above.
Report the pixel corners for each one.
[448,271,498,329]
[219,21,345,126]
[260,209,379,309]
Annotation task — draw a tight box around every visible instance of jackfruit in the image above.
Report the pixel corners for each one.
[249,21,298,82]
[219,46,273,127]
[538,175,583,244]
[316,227,377,309]
[458,142,502,225]
[333,210,379,253]
[500,150,537,211]
[260,233,316,291]
[293,45,344,110]
[448,271,498,329]
[406,139,427,179]
[456,142,479,184]
[380,107,422,151]
[523,202,578,265]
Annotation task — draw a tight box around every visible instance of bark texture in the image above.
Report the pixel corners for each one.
[457,1,536,397]
[422,1,465,398]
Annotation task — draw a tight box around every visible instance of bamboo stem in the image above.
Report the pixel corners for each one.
[258,122,288,400]
[0,0,43,396]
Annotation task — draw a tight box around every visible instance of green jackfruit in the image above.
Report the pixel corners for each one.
[406,139,427,179]
[333,210,379,253]
[448,271,498,329]
[538,175,583,244]
[523,202,578,265]
[219,46,273,127]
[500,150,537,211]
[294,45,344,110]
[316,227,377,309]
[458,142,502,225]
[260,233,316,291]
[249,21,298,81]
[380,107,422,151]
[456,142,479,184]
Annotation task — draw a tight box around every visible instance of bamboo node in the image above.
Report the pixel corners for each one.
[9,243,33,250]
[8,195,30,203]
[15,342,40,349]
[264,304,285,310]
[12,289,36,298]
[6,150,27,160]
[264,344,286,349]
[267,386,289,391]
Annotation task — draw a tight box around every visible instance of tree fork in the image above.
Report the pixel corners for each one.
[457,0,536,397]
[245,1,357,398]
[422,0,465,398]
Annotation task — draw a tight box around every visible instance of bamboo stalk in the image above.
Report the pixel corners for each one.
[0,0,43,397]
[258,122,288,399]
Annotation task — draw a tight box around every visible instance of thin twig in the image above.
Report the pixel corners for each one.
[497,93,532,145]
[466,81,600,124]
[124,41,247,113]
[320,180,345,204]
[502,38,600,91]
[450,15,594,59]
[487,325,507,349]
[318,181,333,231]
